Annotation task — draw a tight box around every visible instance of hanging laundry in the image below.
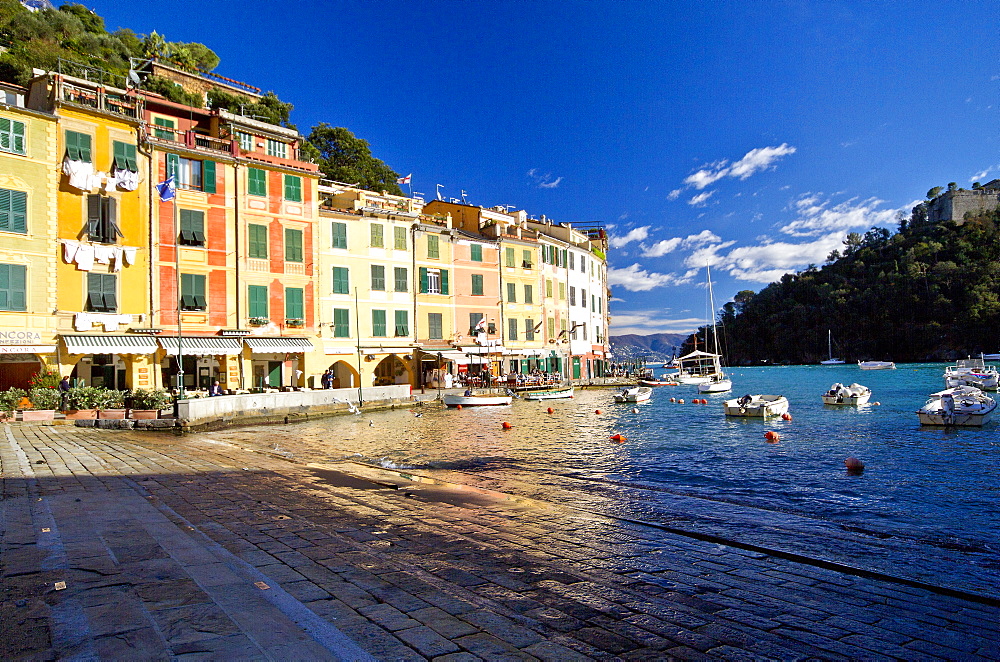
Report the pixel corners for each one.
[62,157,95,192]
[122,246,138,266]
[114,168,139,192]
[74,245,95,271]
[62,241,79,264]
[73,312,94,332]
[112,247,124,272]
[88,171,106,191]
[93,244,115,264]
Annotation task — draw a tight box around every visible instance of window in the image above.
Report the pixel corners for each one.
[283,174,301,202]
[0,264,26,311]
[179,209,205,247]
[569,252,575,270]
[153,117,174,140]
[394,267,408,292]
[506,282,516,303]
[236,131,253,152]
[525,319,535,341]
[332,266,349,294]
[427,234,439,258]
[470,244,482,262]
[471,273,484,296]
[248,284,268,318]
[180,273,206,311]
[597,296,602,313]
[86,273,117,312]
[65,130,92,162]
[285,287,304,320]
[581,289,587,309]
[428,312,443,340]
[394,310,409,337]
[547,317,555,339]
[112,141,137,172]
[166,154,211,191]
[559,282,566,300]
[592,294,596,311]
[86,195,120,243]
[333,308,349,338]
[266,138,287,158]
[0,118,26,155]
[248,168,267,196]
[469,312,484,335]
[370,265,385,291]
[248,224,268,259]
[419,267,448,295]
[370,223,383,247]
[524,284,533,304]
[545,279,552,298]
[580,256,587,273]
[372,309,387,337]
[505,247,515,267]
[583,325,588,340]
[284,228,303,262]
[331,222,347,249]
[569,286,576,306]
[508,318,518,340]
[394,226,406,250]
[0,188,27,234]
[522,250,532,268]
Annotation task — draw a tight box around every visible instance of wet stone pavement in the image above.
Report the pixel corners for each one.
[2,424,999,661]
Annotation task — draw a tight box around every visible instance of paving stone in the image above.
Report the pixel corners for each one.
[397,625,461,657]
[358,603,422,631]
[454,632,540,660]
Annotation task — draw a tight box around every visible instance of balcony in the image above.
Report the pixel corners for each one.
[146,127,235,154]
[60,82,143,120]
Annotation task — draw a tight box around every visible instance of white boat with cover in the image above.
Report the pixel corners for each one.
[697,265,732,394]
[943,356,999,391]
[613,386,652,403]
[916,386,996,426]
[443,390,513,407]
[822,382,871,406]
[858,360,895,370]
[521,386,575,400]
[723,394,790,418]
[672,350,724,385]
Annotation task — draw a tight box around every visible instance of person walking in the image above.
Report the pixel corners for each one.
[321,369,333,389]
[58,375,71,411]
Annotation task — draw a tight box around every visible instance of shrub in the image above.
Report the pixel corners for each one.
[98,389,126,409]
[66,385,105,410]
[129,388,172,410]
[29,367,60,389]
[27,387,60,410]
[0,388,26,415]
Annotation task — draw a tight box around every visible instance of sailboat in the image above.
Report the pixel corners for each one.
[820,330,845,365]
[697,265,732,393]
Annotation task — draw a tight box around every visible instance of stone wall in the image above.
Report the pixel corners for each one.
[927,189,1000,224]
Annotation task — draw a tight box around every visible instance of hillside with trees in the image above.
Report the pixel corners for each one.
[686,198,1000,365]
[0,1,402,193]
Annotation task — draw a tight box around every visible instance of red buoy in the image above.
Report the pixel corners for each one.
[781,412,792,421]
[845,457,865,474]
[547,407,554,414]
[764,430,780,443]
[595,409,602,415]
[456,404,463,410]
[502,421,512,430]
[670,397,676,403]
[610,433,626,443]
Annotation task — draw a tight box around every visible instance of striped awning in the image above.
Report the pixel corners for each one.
[62,334,159,355]
[244,337,314,354]
[158,336,243,356]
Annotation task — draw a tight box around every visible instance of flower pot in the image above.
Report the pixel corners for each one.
[21,410,55,421]
[129,409,160,420]
[98,409,126,420]
[65,409,98,420]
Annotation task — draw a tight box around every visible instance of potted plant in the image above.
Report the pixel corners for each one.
[0,388,24,422]
[97,389,127,419]
[128,388,172,419]
[65,386,104,420]
[23,387,60,421]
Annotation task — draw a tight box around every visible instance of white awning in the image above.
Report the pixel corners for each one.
[62,334,159,355]
[432,351,472,363]
[158,336,243,356]
[0,345,56,354]
[244,337,314,353]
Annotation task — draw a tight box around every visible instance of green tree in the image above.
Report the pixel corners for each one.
[306,123,403,196]
[926,186,943,199]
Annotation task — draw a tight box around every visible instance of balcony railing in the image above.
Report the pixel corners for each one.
[60,82,143,119]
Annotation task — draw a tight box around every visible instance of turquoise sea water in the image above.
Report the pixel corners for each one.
[214,363,1000,596]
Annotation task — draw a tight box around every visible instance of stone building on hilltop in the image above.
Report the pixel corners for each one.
[926,180,1000,225]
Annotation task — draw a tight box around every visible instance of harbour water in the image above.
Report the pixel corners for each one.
[209,363,1000,598]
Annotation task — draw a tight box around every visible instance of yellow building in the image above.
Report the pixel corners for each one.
[0,80,59,389]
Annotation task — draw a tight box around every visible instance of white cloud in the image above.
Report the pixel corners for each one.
[640,230,722,258]
[780,194,914,237]
[971,165,998,182]
[608,226,650,248]
[688,190,715,206]
[667,189,682,201]
[608,263,691,291]
[681,144,796,191]
[609,310,705,335]
[527,169,563,189]
[683,165,728,190]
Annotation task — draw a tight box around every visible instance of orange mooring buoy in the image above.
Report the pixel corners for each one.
[595,409,602,415]
[610,433,626,443]
[781,412,792,421]
[670,397,676,403]
[678,399,685,404]
[547,407,554,414]
[502,421,512,430]
[456,404,462,410]
[764,430,780,443]
[845,456,865,474]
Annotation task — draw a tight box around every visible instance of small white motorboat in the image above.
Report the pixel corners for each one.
[859,360,895,370]
[521,386,574,400]
[638,377,678,386]
[916,386,996,426]
[698,373,732,394]
[822,382,872,406]
[723,394,789,418]
[943,357,999,391]
[443,390,513,407]
[614,386,652,403]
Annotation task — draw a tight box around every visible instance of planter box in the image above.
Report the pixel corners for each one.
[98,409,126,420]
[21,410,55,421]
[65,409,98,420]
[129,409,160,420]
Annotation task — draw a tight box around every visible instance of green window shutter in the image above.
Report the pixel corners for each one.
[12,120,25,155]
[166,152,179,179]
[394,226,406,250]
[331,222,347,249]
[124,143,137,171]
[546,279,552,298]
[370,223,383,247]
[180,210,205,245]
[419,267,428,294]
[394,267,408,292]
[248,224,267,259]
[505,247,515,267]
[470,244,482,262]
[66,130,91,162]
[284,174,302,202]
[248,285,268,318]
[0,188,27,234]
[523,250,532,267]
[428,313,442,340]
[153,117,174,139]
[370,265,385,291]
[78,132,91,163]
[333,308,350,337]
[471,274,483,296]
[372,309,386,337]
[506,282,516,302]
[202,160,216,193]
[394,310,408,336]
[333,267,349,294]
[0,118,26,155]
[284,228,303,262]
[248,168,266,196]
[508,318,517,340]
[440,269,449,295]
[525,319,535,341]
[0,264,27,311]
[427,234,439,258]
[524,284,533,304]
[285,287,304,319]
[561,249,568,267]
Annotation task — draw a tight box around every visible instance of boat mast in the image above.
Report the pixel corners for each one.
[707,264,721,356]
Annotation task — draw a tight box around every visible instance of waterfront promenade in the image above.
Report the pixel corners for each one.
[2,424,998,660]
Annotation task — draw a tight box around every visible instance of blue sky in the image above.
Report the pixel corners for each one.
[84,0,999,335]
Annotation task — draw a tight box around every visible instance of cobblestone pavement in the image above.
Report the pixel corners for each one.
[2,424,998,660]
